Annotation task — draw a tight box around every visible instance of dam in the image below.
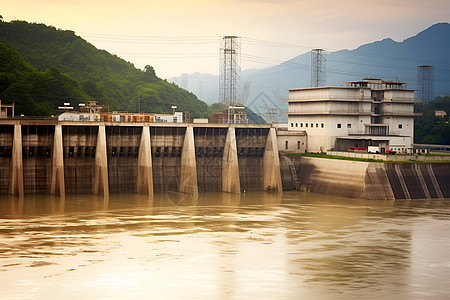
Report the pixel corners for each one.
[0,120,282,198]
[1,119,449,201]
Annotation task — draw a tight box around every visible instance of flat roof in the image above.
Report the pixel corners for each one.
[337,135,410,140]
[346,80,406,84]
[0,119,272,129]
[288,86,366,92]
[288,86,414,92]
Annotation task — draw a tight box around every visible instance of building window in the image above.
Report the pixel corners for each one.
[337,124,341,128]
[321,123,324,128]
[306,123,308,127]
[295,123,298,127]
[285,141,289,150]
[311,123,313,128]
[316,123,319,128]
[398,124,403,129]
[297,141,301,149]
[300,123,303,127]
[291,123,293,127]
[347,124,351,128]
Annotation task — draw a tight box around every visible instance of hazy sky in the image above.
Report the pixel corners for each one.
[2,0,450,78]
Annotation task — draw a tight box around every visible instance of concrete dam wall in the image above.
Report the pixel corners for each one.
[0,121,282,198]
[283,156,450,200]
[1,119,447,201]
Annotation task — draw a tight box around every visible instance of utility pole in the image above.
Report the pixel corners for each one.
[265,108,277,124]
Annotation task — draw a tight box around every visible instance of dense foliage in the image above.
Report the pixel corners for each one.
[0,42,89,115]
[0,20,210,117]
[415,96,450,145]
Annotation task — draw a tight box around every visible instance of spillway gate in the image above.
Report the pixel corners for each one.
[0,120,282,198]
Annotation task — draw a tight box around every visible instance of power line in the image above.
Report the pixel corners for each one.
[78,31,450,65]
[117,54,217,59]
[79,33,220,44]
[73,31,450,84]
[241,53,383,78]
[241,37,314,50]
[77,31,450,71]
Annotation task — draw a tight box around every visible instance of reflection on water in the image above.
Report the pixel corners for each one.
[1,192,450,299]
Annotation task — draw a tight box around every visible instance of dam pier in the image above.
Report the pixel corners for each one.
[0,120,282,199]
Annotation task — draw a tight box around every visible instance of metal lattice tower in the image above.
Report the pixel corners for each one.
[219,36,241,107]
[417,65,434,102]
[311,49,326,87]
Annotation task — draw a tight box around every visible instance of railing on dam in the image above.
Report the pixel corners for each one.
[0,120,282,198]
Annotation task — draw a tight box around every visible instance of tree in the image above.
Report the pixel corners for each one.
[415,96,450,144]
[144,65,156,77]
[0,20,211,117]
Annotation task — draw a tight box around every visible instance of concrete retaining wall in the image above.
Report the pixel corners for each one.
[327,151,450,161]
[285,156,450,200]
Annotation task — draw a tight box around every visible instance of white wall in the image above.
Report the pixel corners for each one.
[287,85,416,153]
[289,87,371,101]
[277,133,307,153]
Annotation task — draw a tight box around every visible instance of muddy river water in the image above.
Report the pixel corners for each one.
[0,191,449,299]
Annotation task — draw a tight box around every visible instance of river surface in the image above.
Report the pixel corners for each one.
[0,191,450,299]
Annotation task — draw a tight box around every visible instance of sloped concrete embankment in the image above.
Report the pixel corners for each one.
[283,156,450,200]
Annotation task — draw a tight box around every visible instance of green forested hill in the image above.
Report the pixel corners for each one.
[415,96,450,145]
[0,20,210,117]
[0,42,90,115]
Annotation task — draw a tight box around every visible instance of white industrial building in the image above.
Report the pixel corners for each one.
[153,112,183,123]
[286,78,420,153]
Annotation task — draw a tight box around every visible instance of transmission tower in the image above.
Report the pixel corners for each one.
[265,108,277,124]
[219,36,241,107]
[311,49,326,87]
[417,65,434,102]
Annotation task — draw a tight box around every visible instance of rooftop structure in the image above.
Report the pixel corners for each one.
[0,100,14,119]
[57,101,184,123]
[286,78,421,153]
[435,110,447,118]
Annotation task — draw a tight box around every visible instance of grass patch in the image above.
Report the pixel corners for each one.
[415,152,450,156]
[285,152,386,162]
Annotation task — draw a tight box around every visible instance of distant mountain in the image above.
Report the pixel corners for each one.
[170,23,450,121]
[0,20,211,117]
[169,72,219,104]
